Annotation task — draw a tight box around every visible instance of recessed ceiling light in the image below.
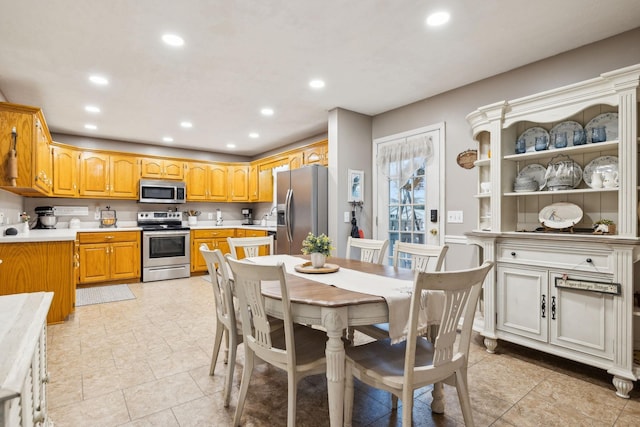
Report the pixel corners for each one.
[180,121,193,128]
[162,34,184,47]
[85,105,100,113]
[162,136,174,143]
[261,107,274,116]
[249,132,259,138]
[89,75,109,85]
[426,11,450,26]
[309,79,325,89]
[226,143,236,149]
[84,124,97,130]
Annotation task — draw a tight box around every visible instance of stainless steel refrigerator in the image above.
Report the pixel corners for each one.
[276,164,328,255]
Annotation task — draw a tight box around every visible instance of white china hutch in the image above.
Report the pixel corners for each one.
[466,64,640,398]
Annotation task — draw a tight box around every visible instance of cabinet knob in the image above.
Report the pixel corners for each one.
[586,258,592,263]
[510,251,516,257]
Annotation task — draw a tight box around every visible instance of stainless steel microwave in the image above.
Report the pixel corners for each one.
[139,179,186,204]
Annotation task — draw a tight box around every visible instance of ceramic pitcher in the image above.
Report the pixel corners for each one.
[591,172,603,188]
[603,171,618,187]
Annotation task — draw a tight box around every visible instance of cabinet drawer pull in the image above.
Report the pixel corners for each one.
[541,294,546,318]
[551,296,556,320]
[510,251,516,257]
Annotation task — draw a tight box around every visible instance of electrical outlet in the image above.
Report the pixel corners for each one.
[208,212,213,220]
[94,207,100,220]
[0,212,4,225]
[344,212,350,223]
[447,210,463,223]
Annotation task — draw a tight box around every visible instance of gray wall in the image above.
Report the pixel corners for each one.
[368,27,640,270]
[328,108,373,257]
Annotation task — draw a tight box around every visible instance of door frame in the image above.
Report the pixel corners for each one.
[371,122,446,247]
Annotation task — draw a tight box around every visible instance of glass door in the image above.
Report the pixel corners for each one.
[374,124,443,266]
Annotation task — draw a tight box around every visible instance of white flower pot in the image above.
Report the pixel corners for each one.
[310,253,326,268]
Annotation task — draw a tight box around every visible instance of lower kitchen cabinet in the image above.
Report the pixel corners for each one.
[77,231,140,284]
[191,228,234,273]
[0,241,74,324]
[233,229,269,258]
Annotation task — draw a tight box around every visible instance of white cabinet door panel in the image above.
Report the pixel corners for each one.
[497,265,548,342]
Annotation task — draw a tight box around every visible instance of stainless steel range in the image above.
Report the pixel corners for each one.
[138,211,190,282]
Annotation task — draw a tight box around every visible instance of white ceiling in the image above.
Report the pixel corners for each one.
[1,1,639,156]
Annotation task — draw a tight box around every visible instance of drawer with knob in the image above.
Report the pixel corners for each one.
[497,243,611,273]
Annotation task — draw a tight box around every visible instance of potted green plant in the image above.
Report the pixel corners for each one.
[302,232,333,267]
[593,219,616,235]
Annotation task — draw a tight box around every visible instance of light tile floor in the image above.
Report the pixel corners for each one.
[46,277,640,426]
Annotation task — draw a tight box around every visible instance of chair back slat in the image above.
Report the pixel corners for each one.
[227,235,274,259]
[346,236,389,264]
[393,242,448,272]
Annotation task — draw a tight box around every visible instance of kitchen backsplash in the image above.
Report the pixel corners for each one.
[13,198,277,230]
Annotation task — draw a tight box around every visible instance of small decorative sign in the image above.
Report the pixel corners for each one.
[555,277,620,295]
[456,149,477,169]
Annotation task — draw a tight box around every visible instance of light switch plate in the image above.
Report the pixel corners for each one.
[447,210,463,223]
[344,212,350,223]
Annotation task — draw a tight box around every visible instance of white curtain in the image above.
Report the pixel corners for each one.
[376,133,433,183]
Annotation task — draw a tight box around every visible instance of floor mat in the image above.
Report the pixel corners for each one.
[76,284,136,306]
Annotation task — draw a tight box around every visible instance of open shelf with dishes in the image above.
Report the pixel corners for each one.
[466,64,640,399]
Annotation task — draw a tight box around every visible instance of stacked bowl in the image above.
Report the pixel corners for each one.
[513,176,538,192]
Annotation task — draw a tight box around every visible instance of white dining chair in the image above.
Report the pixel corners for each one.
[392,241,449,272]
[345,236,389,264]
[344,262,494,427]
[227,235,274,259]
[199,245,241,408]
[225,255,328,427]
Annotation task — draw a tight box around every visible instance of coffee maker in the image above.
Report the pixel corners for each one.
[241,208,253,225]
[35,206,57,229]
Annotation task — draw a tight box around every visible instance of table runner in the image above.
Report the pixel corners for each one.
[247,255,443,343]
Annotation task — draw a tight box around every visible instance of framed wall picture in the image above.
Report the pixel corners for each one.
[348,169,364,202]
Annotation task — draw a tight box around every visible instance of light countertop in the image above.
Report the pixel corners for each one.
[0,223,276,244]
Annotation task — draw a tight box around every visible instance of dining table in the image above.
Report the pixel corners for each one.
[246,254,446,427]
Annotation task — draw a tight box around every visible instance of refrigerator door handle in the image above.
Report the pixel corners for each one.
[285,188,293,243]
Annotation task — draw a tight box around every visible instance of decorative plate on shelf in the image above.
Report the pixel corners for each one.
[548,121,583,149]
[517,126,550,153]
[517,164,547,190]
[538,202,583,229]
[583,156,619,188]
[585,112,618,143]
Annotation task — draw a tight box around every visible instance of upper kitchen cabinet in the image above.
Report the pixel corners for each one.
[52,144,79,197]
[0,102,53,196]
[288,151,304,169]
[303,139,328,166]
[228,164,249,201]
[140,157,185,180]
[186,162,228,202]
[79,151,139,199]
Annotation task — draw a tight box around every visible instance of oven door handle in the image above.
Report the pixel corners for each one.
[143,230,190,237]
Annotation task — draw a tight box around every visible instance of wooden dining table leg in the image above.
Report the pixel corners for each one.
[322,306,348,427]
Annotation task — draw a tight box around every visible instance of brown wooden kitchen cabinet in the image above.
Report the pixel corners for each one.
[0,102,53,196]
[52,144,79,197]
[0,240,75,324]
[186,162,228,202]
[191,228,234,273]
[303,140,328,165]
[79,152,139,199]
[228,164,249,201]
[77,231,141,284]
[140,157,185,180]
